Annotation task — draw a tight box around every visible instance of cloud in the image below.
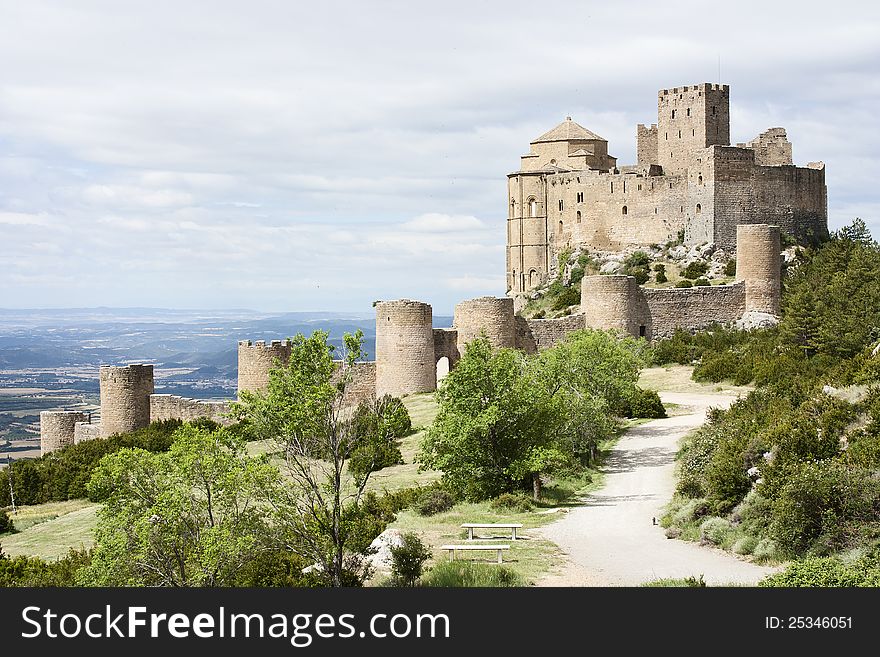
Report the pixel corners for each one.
[0,0,877,312]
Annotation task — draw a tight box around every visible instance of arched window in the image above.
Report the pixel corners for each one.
[622,206,628,215]
[698,175,703,185]
[576,211,582,223]
[510,199,516,217]
[696,203,702,214]
[529,269,539,288]
[558,220,564,234]
[528,198,537,218]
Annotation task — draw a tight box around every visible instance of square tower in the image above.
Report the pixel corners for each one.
[657,83,729,175]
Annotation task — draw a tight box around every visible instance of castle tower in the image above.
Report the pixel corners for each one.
[581,275,650,339]
[99,364,154,438]
[657,83,729,175]
[453,296,516,354]
[40,410,87,455]
[736,224,782,315]
[375,300,436,398]
[237,339,293,397]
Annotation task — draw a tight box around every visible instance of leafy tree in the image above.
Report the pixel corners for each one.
[232,330,393,586]
[419,339,556,500]
[0,509,13,534]
[681,261,708,279]
[348,395,409,485]
[78,424,278,586]
[389,532,432,587]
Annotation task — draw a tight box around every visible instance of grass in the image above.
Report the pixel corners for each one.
[638,365,753,396]
[2,499,95,532]
[1,503,99,559]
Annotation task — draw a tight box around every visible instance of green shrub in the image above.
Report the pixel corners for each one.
[674,280,693,288]
[769,460,880,556]
[0,509,14,534]
[732,536,759,555]
[489,493,535,513]
[0,419,183,507]
[416,488,456,516]
[752,538,780,562]
[693,277,710,287]
[419,561,524,587]
[759,555,880,587]
[626,387,667,418]
[0,547,90,587]
[348,395,408,482]
[390,532,432,586]
[724,259,736,277]
[551,285,581,310]
[681,261,709,279]
[655,270,668,284]
[700,516,732,545]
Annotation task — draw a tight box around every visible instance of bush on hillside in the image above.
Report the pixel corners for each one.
[0,509,14,534]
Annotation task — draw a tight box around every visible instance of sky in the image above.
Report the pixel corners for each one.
[1,0,878,314]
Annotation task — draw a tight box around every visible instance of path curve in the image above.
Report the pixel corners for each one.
[537,391,779,586]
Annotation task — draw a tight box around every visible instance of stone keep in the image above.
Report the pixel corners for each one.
[453,296,516,354]
[375,299,435,398]
[237,339,293,397]
[736,224,782,315]
[40,410,87,455]
[99,364,154,438]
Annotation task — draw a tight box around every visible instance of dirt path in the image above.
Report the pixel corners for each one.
[537,391,780,586]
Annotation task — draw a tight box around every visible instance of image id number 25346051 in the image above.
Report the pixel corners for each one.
[765,616,852,630]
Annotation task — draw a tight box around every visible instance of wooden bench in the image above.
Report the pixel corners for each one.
[461,523,523,540]
[441,544,511,564]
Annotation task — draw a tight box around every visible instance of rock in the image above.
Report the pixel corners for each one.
[711,248,727,262]
[822,384,838,395]
[600,260,622,274]
[747,466,760,478]
[363,528,405,573]
[665,527,682,539]
[698,242,715,258]
[670,245,688,260]
[736,311,779,331]
[872,342,880,357]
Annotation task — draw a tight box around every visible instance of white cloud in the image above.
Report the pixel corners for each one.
[0,0,877,311]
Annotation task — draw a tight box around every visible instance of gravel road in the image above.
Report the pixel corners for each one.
[538,391,780,586]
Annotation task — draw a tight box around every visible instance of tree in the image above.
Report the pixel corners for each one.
[78,424,277,586]
[348,395,409,485]
[419,338,559,500]
[232,330,393,586]
[389,532,432,587]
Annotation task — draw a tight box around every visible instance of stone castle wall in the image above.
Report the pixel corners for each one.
[237,339,293,397]
[149,394,232,425]
[737,128,792,166]
[642,282,746,339]
[433,327,460,366]
[453,296,516,354]
[74,422,101,444]
[657,83,730,176]
[637,123,658,166]
[99,364,153,438]
[337,361,377,407]
[40,410,87,455]
[517,314,586,353]
[375,299,436,398]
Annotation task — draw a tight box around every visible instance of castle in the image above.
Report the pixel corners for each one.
[38,81,824,455]
[506,83,827,294]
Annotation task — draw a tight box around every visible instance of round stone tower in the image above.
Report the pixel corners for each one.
[736,224,782,315]
[581,275,648,338]
[99,364,154,437]
[40,410,87,455]
[453,296,516,354]
[237,339,293,397]
[375,299,436,398]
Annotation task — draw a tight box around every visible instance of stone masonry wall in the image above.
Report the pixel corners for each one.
[642,282,746,339]
[40,410,86,455]
[453,296,516,355]
[375,300,436,397]
[99,364,154,438]
[518,313,586,353]
[637,123,658,166]
[337,361,376,407]
[737,128,793,166]
[433,328,460,366]
[74,422,101,444]
[150,394,232,425]
[238,339,293,397]
[737,224,782,315]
